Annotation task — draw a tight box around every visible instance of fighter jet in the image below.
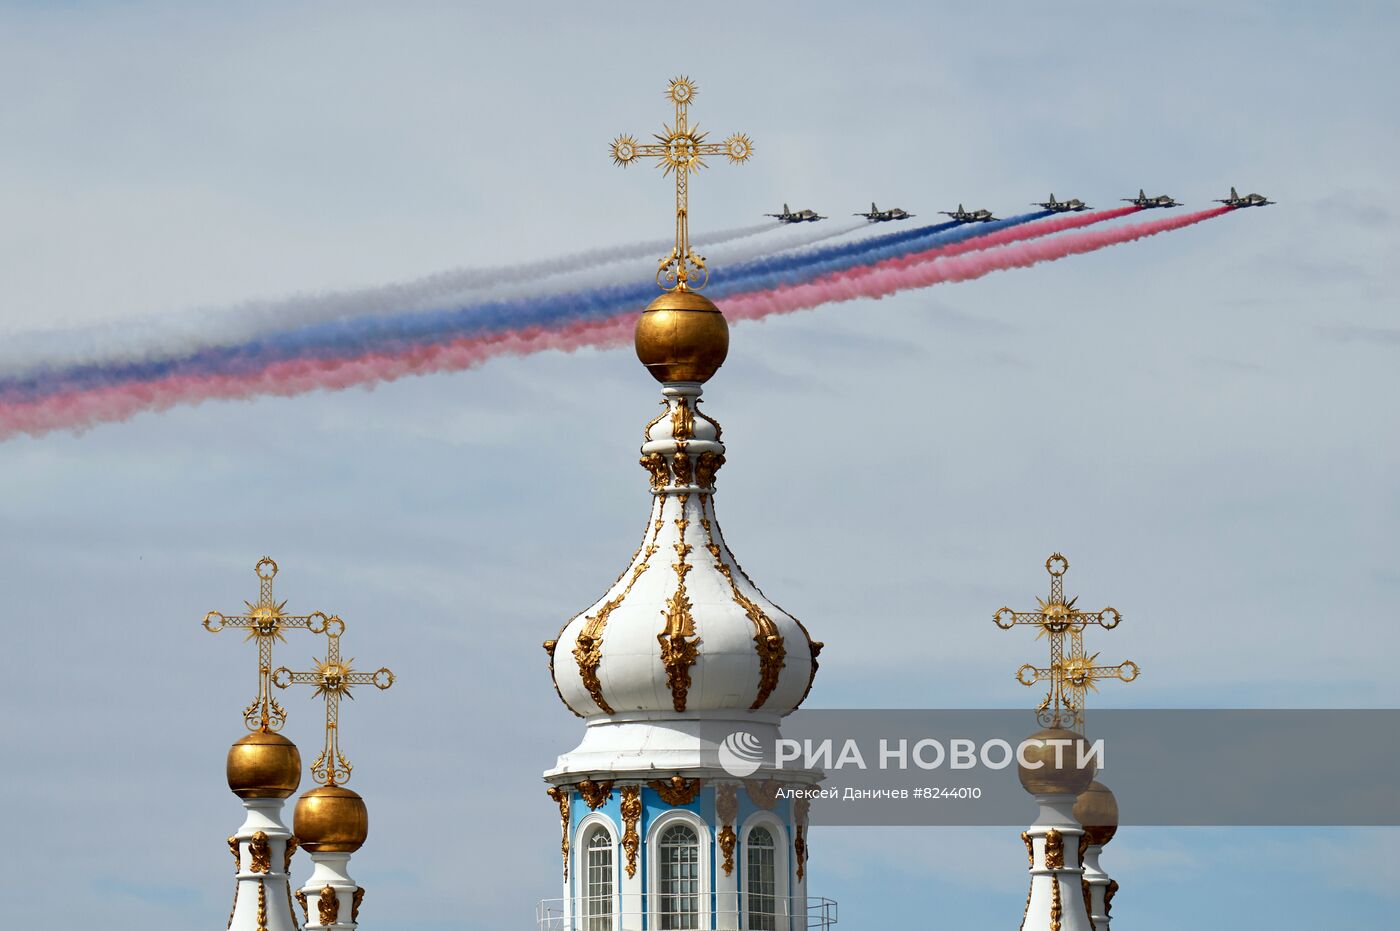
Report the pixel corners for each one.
[1121,189,1180,209]
[1034,194,1090,213]
[765,203,825,223]
[1214,186,1274,208]
[855,202,915,222]
[940,204,997,223]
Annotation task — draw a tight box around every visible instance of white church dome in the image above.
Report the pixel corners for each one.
[545,292,821,720]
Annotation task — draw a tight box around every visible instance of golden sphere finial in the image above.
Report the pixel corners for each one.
[226,730,301,799]
[634,290,730,384]
[1016,727,1097,796]
[1074,780,1120,846]
[294,785,369,852]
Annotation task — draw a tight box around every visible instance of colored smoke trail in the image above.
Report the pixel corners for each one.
[0,207,1232,440]
[720,206,1235,324]
[0,218,1022,403]
[0,220,785,377]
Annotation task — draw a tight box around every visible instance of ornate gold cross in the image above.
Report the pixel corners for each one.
[203,557,337,732]
[993,553,1137,729]
[274,628,394,786]
[610,76,754,292]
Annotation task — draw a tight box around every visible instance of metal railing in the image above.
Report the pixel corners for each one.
[536,895,836,931]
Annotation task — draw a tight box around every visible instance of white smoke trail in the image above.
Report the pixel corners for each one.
[0,220,785,377]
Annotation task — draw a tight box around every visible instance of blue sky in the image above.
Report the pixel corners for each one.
[1,2,1397,928]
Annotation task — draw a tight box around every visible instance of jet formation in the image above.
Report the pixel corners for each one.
[761,187,1272,222]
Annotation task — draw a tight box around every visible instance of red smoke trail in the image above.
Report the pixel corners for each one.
[0,315,637,438]
[878,205,1143,271]
[722,206,1234,324]
[0,207,1231,440]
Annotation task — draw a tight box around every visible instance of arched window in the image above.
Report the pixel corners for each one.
[584,826,613,931]
[658,823,700,930]
[745,826,777,931]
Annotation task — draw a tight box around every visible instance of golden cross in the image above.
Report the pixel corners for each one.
[993,553,1136,729]
[203,557,337,732]
[273,628,394,787]
[610,76,754,292]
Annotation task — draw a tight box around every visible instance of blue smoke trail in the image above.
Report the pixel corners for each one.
[0,214,1053,403]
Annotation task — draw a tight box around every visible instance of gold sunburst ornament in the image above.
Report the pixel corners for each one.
[609,76,754,291]
[274,627,394,787]
[993,553,1137,730]
[203,557,337,732]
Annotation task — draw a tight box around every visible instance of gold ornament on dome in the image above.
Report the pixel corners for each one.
[1044,828,1065,870]
[255,878,268,931]
[648,775,704,806]
[546,786,570,879]
[248,831,271,874]
[609,76,754,292]
[993,553,1137,730]
[273,625,393,787]
[203,557,338,732]
[744,779,782,810]
[318,885,339,925]
[578,779,615,810]
[620,786,642,878]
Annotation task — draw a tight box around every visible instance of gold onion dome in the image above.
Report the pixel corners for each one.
[1073,780,1120,847]
[226,730,302,799]
[294,785,369,852]
[635,290,729,384]
[1016,727,1098,796]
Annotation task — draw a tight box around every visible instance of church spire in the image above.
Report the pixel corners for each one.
[207,558,331,931]
[539,77,832,931]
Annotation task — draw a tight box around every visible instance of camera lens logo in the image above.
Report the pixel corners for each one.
[718,731,764,778]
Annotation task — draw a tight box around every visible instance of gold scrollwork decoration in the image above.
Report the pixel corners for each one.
[1044,828,1065,870]
[794,826,808,881]
[671,449,694,486]
[640,453,670,491]
[228,835,239,871]
[256,878,268,931]
[659,508,700,712]
[621,786,642,878]
[318,884,339,926]
[352,886,365,923]
[1077,832,1089,868]
[248,831,272,874]
[1021,830,1033,869]
[546,786,571,879]
[578,779,615,810]
[1050,874,1063,931]
[648,775,704,806]
[694,451,725,489]
[284,835,298,873]
[1104,879,1118,917]
[1082,878,1094,929]
[744,779,782,810]
[294,888,309,923]
[671,401,695,441]
[718,824,737,876]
